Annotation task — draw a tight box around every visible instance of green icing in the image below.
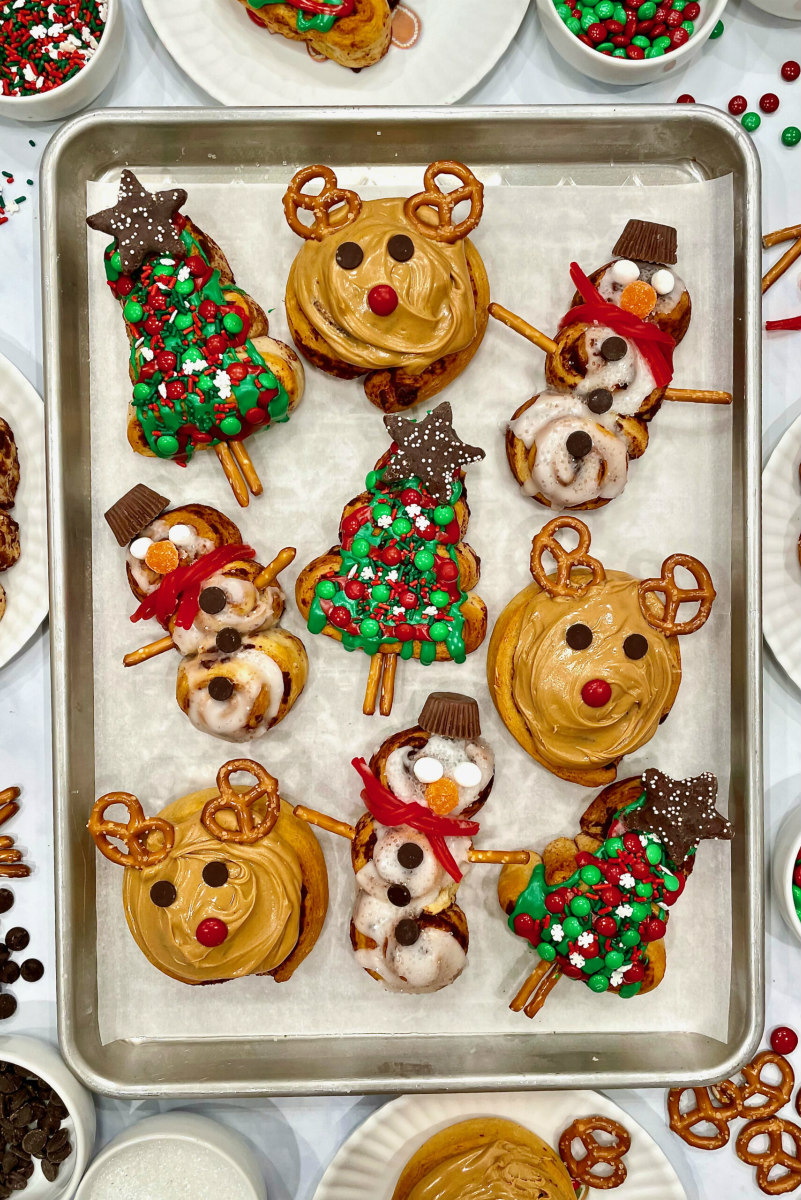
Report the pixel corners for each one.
[248,0,345,33]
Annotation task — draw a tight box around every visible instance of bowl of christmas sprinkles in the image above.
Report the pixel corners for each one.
[773,804,801,947]
[536,0,727,84]
[0,0,124,122]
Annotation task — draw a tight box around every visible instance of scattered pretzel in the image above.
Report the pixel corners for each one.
[201,759,280,845]
[530,515,606,598]
[403,160,484,245]
[638,552,716,636]
[88,793,175,869]
[558,1115,631,1190]
[727,1051,796,1120]
[667,1084,741,1150]
[283,165,362,242]
[736,1117,801,1195]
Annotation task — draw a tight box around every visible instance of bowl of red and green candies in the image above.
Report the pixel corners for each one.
[537,0,727,83]
[773,805,801,947]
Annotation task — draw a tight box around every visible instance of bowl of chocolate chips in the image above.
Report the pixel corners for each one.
[0,1037,95,1198]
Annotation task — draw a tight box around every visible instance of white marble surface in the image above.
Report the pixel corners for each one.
[0,0,800,1195]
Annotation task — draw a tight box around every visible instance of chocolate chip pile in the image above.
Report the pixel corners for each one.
[0,889,43,1021]
[0,1062,72,1194]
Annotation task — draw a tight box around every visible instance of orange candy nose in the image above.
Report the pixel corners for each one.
[144,539,180,575]
[425,778,459,815]
[619,280,657,318]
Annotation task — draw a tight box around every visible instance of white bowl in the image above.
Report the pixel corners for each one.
[745,0,801,18]
[536,0,728,84]
[0,1035,96,1200]
[74,1113,267,1200]
[773,803,801,945]
[0,0,124,123]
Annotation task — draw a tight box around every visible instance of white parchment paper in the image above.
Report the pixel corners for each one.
[87,171,733,1047]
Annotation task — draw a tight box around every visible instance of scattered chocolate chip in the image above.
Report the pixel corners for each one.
[566,430,593,460]
[397,842,424,870]
[202,862,229,888]
[587,388,613,414]
[387,233,414,262]
[20,1132,44,1158]
[566,623,593,651]
[149,881,176,908]
[18,963,41,985]
[600,336,627,362]
[0,895,13,918]
[46,1135,71,1164]
[387,884,411,908]
[335,241,363,270]
[215,627,241,655]
[0,998,16,1021]
[4,932,27,955]
[395,919,420,946]
[0,966,18,987]
[198,586,226,615]
[208,676,234,702]
[623,633,648,660]
[9,1108,31,1130]
[41,1160,60,1183]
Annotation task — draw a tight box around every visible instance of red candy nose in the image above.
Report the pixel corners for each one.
[367,284,398,316]
[581,678,612,708]
[196,918,228,947]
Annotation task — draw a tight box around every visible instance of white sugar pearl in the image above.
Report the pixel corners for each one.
[651,268,675,296]
[129,536,153,560]
[610,258,640,286]
[168,523,194,547]
[413,756,443,784]
[453,761,482,788]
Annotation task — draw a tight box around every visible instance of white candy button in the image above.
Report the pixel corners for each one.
[129,537,153,560]
[413,756,443,784]
[651,269,675,296]
[168,523,195,547]
[453,761,482,788]
[610,259,640,286]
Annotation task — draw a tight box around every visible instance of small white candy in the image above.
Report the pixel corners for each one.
[651,268,675,296]
[168,523,194,548]
[610,258,640,286]
[129,537,153,560]
[453,760,482,788]
[413,756,443,784]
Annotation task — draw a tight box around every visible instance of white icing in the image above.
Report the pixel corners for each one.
[172,574,280,656]
[598,261,685,319]
[575,325,657,416]
[355,927,467,993]
[384,735,494,815]
[651,268,675,296]
[129,536,152,560]
[413,756,444,784]
[610,258,639,285]
[179,646,284,742]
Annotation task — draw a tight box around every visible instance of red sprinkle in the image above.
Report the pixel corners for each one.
[728,95,748,115]
[760,92,780,113]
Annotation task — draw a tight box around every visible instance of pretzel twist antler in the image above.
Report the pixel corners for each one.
[638,553,716,636]
[558,1115,631,1190]
[403,160,484,245]
[201,759,280,845]
[530,515,605,598]
[736,1118,801,1195]
[88,793,175,869]
[283,165,362,241]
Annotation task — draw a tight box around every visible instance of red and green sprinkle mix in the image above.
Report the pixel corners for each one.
[554,0,700,59]
[0,0,106,97]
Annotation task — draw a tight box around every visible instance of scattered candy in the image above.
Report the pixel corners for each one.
[781,60,800,82]
[771,1027,799,1055]
[677,93,695,102]
[554,0,703,57]
[728,95,747,115]
[782,126,801,147]
[760,92,780,114]
[709,17,723,36]
[0,0,106,97]
[741,112,761,132]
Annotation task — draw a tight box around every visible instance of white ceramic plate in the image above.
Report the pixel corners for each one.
[314,1090,685,1199]
[0,355,48,669]
[763,411,801,693]
[141,0,531,107]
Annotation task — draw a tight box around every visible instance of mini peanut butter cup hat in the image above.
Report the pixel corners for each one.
[612,219,678,265]
[104,483,170,546]
[418,692,480,741]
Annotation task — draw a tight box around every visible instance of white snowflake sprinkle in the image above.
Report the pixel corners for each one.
[415,515,430,531]
[615,904,633,919]
[405,504,422,517]
[610,969,626,988]
[569,952,585,969]
[176,264,191,282]
[212,368,231,396]
[619,873,636,890]
[376,514,392,529]
[360,567,374,581]
[385,570,399,582]
[577,931,594,949]
[550,924,564,942]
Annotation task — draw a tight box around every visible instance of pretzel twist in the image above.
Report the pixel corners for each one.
[88,793,175,869]
[723,1050,795,1120]
[667,1084,741,1150]
[201,759,280,845]
[638,552,715,636]
[530,515,606,598]
[736,1118,801,1195]
[558,1115,631,1190]
[403,160,484,245]
[283,165,362,242]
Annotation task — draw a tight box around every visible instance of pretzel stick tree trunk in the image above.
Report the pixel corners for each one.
[215,443,250,508]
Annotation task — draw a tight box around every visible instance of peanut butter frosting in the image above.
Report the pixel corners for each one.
[290,198,478,371]
[123,789,302,984]
[511,571,680,772]
[402,1137,575,1200]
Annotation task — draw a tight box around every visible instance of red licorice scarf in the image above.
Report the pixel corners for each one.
[131,544,255,629]
[352,758,479,882]
[561,261,676,389]
[282,0,354,12]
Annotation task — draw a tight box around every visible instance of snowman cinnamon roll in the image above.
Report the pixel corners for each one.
[169,561,285,657]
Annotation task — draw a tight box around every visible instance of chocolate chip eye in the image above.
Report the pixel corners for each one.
[150,880,176,908]
[623,634,648,660]
[587,388,613,414]
[387,884,411,907]
[335,241,363,270]
[202,861,229,888]
[397,842,424,869]
[199,586,226,614]
[600,336,627,362]
[395,918,420,946]
[388,233,414,262]
[566,623,593,651]
[208,676,235,702]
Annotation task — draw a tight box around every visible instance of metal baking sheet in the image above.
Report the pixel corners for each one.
[41,106,763,1098]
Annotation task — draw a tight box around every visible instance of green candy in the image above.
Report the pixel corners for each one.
[372,504,392,522]
[556,3,571,18]
[174,313,193,331]
[635,882,653,899]
[371,585,391,603]
[175,277,195,296]
[653,34,670,47]
[392,517,412,537]
[583,956,604,974]
[644,45,664,56]
[123,299,144,323]
[613,4,626,18]
[646,843,662,865]
[596,0,614,15]
[431,590,450,609]
[414,549,435,571]
[429,621,449,643]
[220,415,241,436]
[316,580,337,600]
[150,262,173,277]
[433,505,454,527]
[566,16,581,30]
[663,872,681,892]
[351,537,370,559]
[619,982,642,998]
[587,973,609,993]
[709,17,723,35]
[223,312,244,335]
[132,382,151,402]
[110,250,122,273]
[563,917,582,939]
[570,895,592,917]
[782,126,801,147]
[580,864,602,886]
[612,46,627,54]
[605,950,624,970]
[604,837,623,858]
[671,0,686,9]
[365,471,379,490]
[630,901,651,922]
[742,112,761,132]
[155,434,179,458]
[258,370,278,389]
[621,928,640,947]
[538,943,556,961]
[631,34,650,46]
[360,618,380,639]
[597,41,615,49]
[637,0,655,16]
[580,9,596,27]
[680,18,694,31]
[197,374,214,393]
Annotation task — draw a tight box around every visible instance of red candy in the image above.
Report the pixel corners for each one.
[394,623,414,642]
[165,381,184,400]
[344,580,365,600]
[186,254,207,278]
[626,43,645,58]
[728,95,748,115]
[600,885,622,906]
[329,605,352,629]
[793,864,801,888]
[771,1027,798,1055]
[156,351,177,372]
[640,916,667,942]
[665,9,682,25]
[199,299,218,320]
[595,916,617,937]
[576,851,595,866]
[367,284,398,317]
[381,546,402,566]
[622,833,641,853]
[669,26,689,45]
[205,334,228,357]
[581,678,612,707]
[513,912,536,939]
[399,591,417,610]
[143,316,163,336]
[625,964,645,983]
[760,92,780,113]
[587,22,606,40]
[781,61,800,82]
[545,892,565,914]
[605,862,623,884]
[195,918,228,947]
[677,94,695,103]
[245,408,266,426]
[401,489,423,506]
[227,362,248,382]
[683,2,700,16]
[341,514,363,537]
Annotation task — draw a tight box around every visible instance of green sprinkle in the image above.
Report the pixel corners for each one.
[1,172,12,181]
[13,197,25,206]
[26,180,33,187]
[28,140,36,147]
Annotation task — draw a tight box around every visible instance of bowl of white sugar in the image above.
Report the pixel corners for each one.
[73,1113,266,1200]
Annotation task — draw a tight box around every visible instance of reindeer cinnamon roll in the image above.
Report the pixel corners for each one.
[487,515,716,785]
[88,759,328,986]
[282,161,489,412]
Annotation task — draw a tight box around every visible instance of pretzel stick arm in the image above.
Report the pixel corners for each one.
[523,964,563,1018]
[763,237,801,293]
[763,223,801,248]
[230,440,263,497]
[379,653,397,717]
[215,443,249,509]
[363,655,382,716]
[489,303,558,356]
[0,788,21,808]
[293,805,355,841]
[254,548,296,590]
[468,848,531,865]
[123,635,174,668]
[663,388,733,405]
